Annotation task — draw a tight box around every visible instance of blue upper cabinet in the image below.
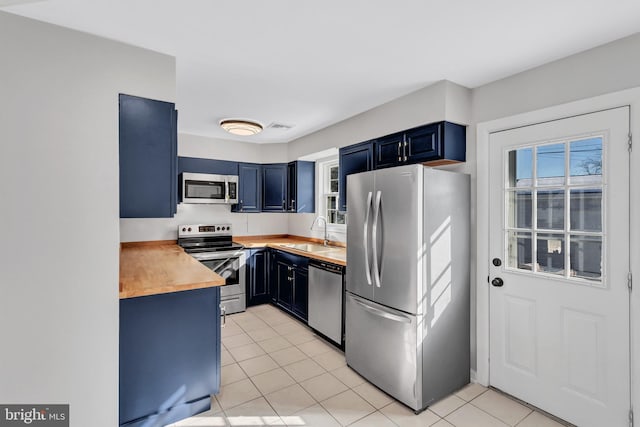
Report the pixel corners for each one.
[262,164,287,212]
[338,141,374,212]
[178,157,239,176]
[119,94,177,218]
[374,131,404,169]
[233,163,262,212]
[287,161,315,213]
[373,121,466,169]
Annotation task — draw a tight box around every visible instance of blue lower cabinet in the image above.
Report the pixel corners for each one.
[272,250,309,322]
[119,287,221,427]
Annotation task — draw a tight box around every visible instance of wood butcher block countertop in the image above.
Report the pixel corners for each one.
[119,242,225,299]
[234,235,346,266]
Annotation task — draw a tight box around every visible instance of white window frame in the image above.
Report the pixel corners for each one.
[317,157,346,233]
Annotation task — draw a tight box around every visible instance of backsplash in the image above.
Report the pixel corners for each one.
[287,213,347,244]
[120,203,288,242]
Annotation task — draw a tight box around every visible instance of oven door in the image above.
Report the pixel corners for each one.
[192,250,246,314]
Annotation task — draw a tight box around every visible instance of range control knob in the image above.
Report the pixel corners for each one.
[217,226,220,231]
[182,227,186,232]
[187,227,192,232]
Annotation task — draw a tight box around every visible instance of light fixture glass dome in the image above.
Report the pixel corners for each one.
[220,119,263,136]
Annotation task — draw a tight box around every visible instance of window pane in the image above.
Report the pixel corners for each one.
[507,231,532,270]
[330,166,338,180]
[327,196,336,210]
[507,190,532,229]
[508,148,533,187]
[335,211,346,225]
[536,143,565,185]
[537,190,564,230]
[330,180,338,192]
[570,189,602,232]
[536,233,565,275]
[570,137,602,184]
[570,235,602,281]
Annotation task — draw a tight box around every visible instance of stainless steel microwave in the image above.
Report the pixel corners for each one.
[181,172,238,204]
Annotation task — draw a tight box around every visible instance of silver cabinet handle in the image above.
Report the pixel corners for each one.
[221,305,226,327]
[363,191,373,286]
[372,190,382,288]
[291,199,296,212]
[397,142,401,162]
[403,140,408,162]
[282,199,286,210]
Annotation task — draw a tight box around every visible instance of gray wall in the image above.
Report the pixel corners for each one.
[0,11,175,426]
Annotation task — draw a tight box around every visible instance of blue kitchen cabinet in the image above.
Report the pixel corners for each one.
[272,250,309,322]
[119,94,177,218]
[178,156,239,176]
[338,140,374,211]
[287,161,315,213]
[374,121,466,169]
[246,248,270,306]
[233,163,262,212]
[374,131,404,169]
[262,164,287,212]
[119,287,221,427]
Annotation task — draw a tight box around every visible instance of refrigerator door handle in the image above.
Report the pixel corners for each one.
[371,190,382,288]
[351,296,411,324]
[363,191,373,286]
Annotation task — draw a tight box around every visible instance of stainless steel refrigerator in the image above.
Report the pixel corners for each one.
[345,164,470,412]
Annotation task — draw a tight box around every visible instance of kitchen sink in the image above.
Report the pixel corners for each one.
[279,243,335,253]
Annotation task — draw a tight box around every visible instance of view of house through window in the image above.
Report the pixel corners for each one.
[505,136,604,283]
[324,161,345,225]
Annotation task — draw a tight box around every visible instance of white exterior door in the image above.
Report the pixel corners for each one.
[488,107,630,427]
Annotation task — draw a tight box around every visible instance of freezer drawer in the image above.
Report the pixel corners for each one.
[345,292,420,410]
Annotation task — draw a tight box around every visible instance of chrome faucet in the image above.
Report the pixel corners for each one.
[311,216,329,246]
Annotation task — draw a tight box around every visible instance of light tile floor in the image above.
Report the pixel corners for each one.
[170,304,568,427]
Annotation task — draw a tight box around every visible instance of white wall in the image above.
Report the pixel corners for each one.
[179,132,288,164]
[0,11,175,426]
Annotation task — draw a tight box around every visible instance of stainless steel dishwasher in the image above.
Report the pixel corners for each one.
[308,259,344,346]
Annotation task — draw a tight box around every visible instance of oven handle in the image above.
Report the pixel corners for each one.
[191,251,245,261]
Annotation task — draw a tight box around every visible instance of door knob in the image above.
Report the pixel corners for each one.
[491,277,504,287]
[492,258,502,267]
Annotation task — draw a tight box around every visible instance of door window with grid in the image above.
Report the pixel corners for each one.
[505,136,604,283]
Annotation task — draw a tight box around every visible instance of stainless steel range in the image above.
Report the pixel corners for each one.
[178,224,246,315]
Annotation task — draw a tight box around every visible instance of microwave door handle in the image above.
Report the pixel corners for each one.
[225,180,229,203]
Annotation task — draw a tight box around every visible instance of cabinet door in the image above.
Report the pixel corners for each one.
[247,249,269,306]
[338,141,374,212]
[269,250,278,304]
[119,287,220,425]
[262,164,287,211]
[291,161,315,213]
[235,163,262,212]
[292,267,308,321]
[119,94,177,218]
[404,122,441,163]
[287,162,297,212]
[374,132,404,169]
[276,259,292,310]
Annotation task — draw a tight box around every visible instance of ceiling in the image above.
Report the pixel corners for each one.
[4,1,640,144]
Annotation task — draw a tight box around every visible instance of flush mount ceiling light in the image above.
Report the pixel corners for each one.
[220,119,263,136]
